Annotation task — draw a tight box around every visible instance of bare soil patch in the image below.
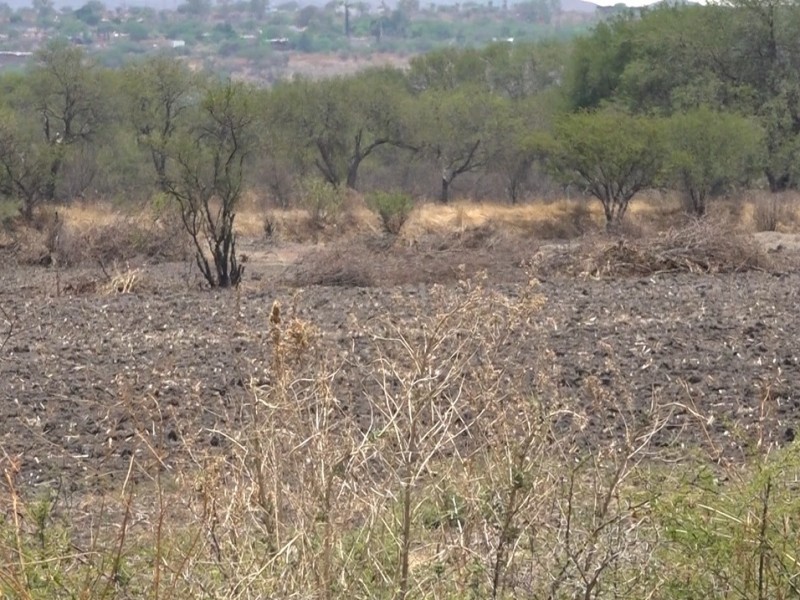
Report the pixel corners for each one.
[1,230,800,494]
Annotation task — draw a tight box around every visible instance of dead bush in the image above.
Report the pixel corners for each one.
[264,202,380,244]
[538,218,771,277]
[751,193,797,232]
[56,218,189,266]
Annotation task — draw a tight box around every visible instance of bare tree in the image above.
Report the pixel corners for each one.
[162,81,258,288]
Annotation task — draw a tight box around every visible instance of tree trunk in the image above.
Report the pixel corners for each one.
[440,176,450,203]
[346,155,362,189]
[767,169,791,193]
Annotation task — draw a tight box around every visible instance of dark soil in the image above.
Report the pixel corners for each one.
[2,235,800,494]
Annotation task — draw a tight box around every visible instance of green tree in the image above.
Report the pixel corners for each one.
[486,93,558,203]
[569,1,800,191]
[267,68,412,189]
[0,113,56,220]
[32,0,54,25]
[125,55,198,190]
[413,87,502,203]
[548,109,665,227]
[408,47,485,92]
[28,40,105,202]
[563,18,635,111]
[178,0,211,17]
[666,108,764,216]
[162,81,258,288]
[74,0,105,26]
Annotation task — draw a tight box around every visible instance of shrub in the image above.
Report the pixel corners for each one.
[367,190,414,235]
[752,193,794,232]
[298,177,345,234]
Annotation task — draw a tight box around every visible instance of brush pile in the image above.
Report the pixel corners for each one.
[546,219,772,277]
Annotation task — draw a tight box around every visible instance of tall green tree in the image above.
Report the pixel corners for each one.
[548,109,665,227]
[125,56,198,191]
[28,40,105,202]
[267,68,412,190]
[0,112,56,220]
[666,108,764,216]
[413,87,502,203]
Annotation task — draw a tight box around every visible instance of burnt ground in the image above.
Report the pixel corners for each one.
[1,234,800,495]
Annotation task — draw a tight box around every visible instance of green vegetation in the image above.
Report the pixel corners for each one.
[1,1,800,273]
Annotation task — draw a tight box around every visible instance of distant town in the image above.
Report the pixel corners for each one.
[0,0,616,81]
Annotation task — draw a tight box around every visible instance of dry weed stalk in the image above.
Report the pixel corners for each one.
[99,261,142,295]
[0,303,12,355]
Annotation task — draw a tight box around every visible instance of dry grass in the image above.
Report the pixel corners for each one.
[400,194,692,242]
[0,202,190,267]
[263,204,381,243]
[401,199,599,241]
[2,274,800,599]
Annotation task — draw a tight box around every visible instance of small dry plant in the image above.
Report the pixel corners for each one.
[751,193,795,232]
[99,261,143,295]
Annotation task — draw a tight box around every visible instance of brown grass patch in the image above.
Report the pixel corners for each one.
[264,205,381,244]
[1,203,191,267]
[401,200,599,241]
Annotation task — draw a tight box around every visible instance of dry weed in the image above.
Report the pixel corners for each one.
[99,262,143,295]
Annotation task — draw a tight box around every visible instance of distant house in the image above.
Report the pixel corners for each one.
[268,37,291,50]
[170,39,186,48]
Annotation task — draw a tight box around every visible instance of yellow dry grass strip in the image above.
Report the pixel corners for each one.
[59,202,122,229]
[401,199,602,239]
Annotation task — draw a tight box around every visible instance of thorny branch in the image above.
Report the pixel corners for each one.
[0,303,12,356]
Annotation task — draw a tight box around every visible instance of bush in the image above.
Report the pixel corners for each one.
[367,190,414,235]
[752,193,795,232]
[298,177,346,233]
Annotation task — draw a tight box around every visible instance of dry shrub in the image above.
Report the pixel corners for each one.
[539,218,771,278]
[161,280,673,598]
[1,204,190,267]
[99,262,144,295]
[55,218,189,266]
[749,192,800,232]
[289,226,534,288]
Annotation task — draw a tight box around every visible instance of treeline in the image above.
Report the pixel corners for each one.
[0,0,797,231]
